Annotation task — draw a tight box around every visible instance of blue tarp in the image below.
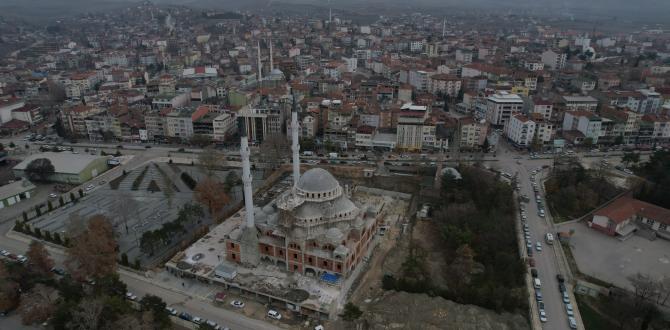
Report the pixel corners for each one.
[320,272,340,284]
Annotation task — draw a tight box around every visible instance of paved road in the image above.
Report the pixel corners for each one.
[0,231,279,330]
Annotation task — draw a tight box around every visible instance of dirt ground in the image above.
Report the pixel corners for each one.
[412,220,448,288]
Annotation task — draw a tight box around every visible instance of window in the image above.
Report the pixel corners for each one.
[647,219,655,226]
[265,246,270,252]
[660,223,667,231]
[293,253,298,259]
[308,257,313,263]
[229,243,235,248]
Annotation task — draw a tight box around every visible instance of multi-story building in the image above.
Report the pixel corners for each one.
[396,104,429,151]
[62,105,104,138]
[528,98,553,121]
[562,110,603,144]
[429,74,462,97]
[541,49,567,70]
[505,114,536,147]
[458,117,488,150]
[485,92,524,127]
[408,70,434,92]
[213,112,237,142]
[238,106,286,143]
[10,104,42,125]
[637,88,662,114]
[85,114,122,142]
[562,96,599,112]
[165,108,196,140]
[642,114,670,145]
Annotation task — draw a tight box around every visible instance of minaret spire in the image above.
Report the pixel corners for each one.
[269,39,274,72]
[240,133,255,229]
[291,90,300,188]
[257,40,262,82]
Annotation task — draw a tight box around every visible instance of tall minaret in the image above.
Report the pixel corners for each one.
[269,39,274,72]
[442,18,446,38]
[291,93,300,188]
[240,134,254,229]
[257,40,262,82]
[238,131,260,267]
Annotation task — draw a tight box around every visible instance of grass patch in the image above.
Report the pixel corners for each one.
[576,295,617,330]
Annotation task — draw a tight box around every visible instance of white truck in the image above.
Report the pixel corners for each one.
[328,152,338,159]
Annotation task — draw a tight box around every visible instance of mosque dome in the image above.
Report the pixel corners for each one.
[325,227,344,244]
[297,168,340,194]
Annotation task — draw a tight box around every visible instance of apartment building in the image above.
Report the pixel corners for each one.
[562,111,603,144]
[541,49,567,70]
[562,96,599,112]
[505,114,536,147]
[213,112,237,142]
[429,74,462,97]
[485,92,524,127]
[458,117,488,150]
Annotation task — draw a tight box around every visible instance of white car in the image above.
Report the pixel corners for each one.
[49,193,58,198]
[536,242,542,252]
[230,300,245,308]
[566,303,574,317]
[125,292,137,301]
[17,255,28,263]
[85,184,95,191]
[192,317,203,325]
[539,309,547,322]
[267,310,282,320]
[0,250,10,257]
[205,320,220,329]
[165,307,178,316]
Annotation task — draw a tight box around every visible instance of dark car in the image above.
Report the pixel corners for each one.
[531,268,538,278]
[51,267,66,276]
[556,274,565,283]
[178,312,193,321]
[559,282,567,292]
[528,258,536,267]
[527,246,533,256]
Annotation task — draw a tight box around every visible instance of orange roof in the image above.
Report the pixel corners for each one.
[191,105,210,121]
[595,196,670,225]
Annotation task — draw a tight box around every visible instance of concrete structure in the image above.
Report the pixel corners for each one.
[0,179,36,209]
[13,152,109,184]
[213,112,237,141]
[458,117,488,149]
[485,92,524,127]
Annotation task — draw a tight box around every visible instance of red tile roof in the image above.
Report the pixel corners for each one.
[594,196,670,225]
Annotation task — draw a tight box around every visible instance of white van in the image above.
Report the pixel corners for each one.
[545,233,554,245]
[534,278,542,289]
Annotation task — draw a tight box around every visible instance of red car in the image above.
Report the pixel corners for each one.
[528,258,535,267]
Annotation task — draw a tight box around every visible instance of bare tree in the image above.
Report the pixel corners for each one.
[18,284,58,325]
[656,277,670,306]
[66,211,87,238]
[628,272,658,305]
[65,215,118,281]
[259,133,289,169]
[162,174,175,209]
[114,193,139,234]
[198,146,224,177]
[0,263,19,313]
[195,177,231,222]
[26,241,55,278]
[66,298,104,330]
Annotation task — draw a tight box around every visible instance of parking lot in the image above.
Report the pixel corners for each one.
[559,221,670,289]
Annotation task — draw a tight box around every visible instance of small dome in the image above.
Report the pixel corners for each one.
[262,204,275,214]
[325,227,343,243]
[297,168,339,193]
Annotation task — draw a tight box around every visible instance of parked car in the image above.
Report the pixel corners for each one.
[566,303,574,317]
[535,290,543,302]
[0,250,9,257]
[178,312,192,321]
[556,274,565,283]
[85,184,94,191]
[125,292,137,301]
[205,320,220,329]
[50,267,66,276]
[17,255,28,263]
[559,282,566,293]
[531,268,538,277]
[49,193,58,198]
[528,258,536,267]
[536,242,542,252]
[562,291,570,303]
[192,317,203,325]
[539,309,547,323]
[568,316,577,329]
[165,307,178,316]
[267,310,282,320]
[230,300,245,308]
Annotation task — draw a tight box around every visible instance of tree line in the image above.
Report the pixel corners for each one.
[384,166,527,314]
